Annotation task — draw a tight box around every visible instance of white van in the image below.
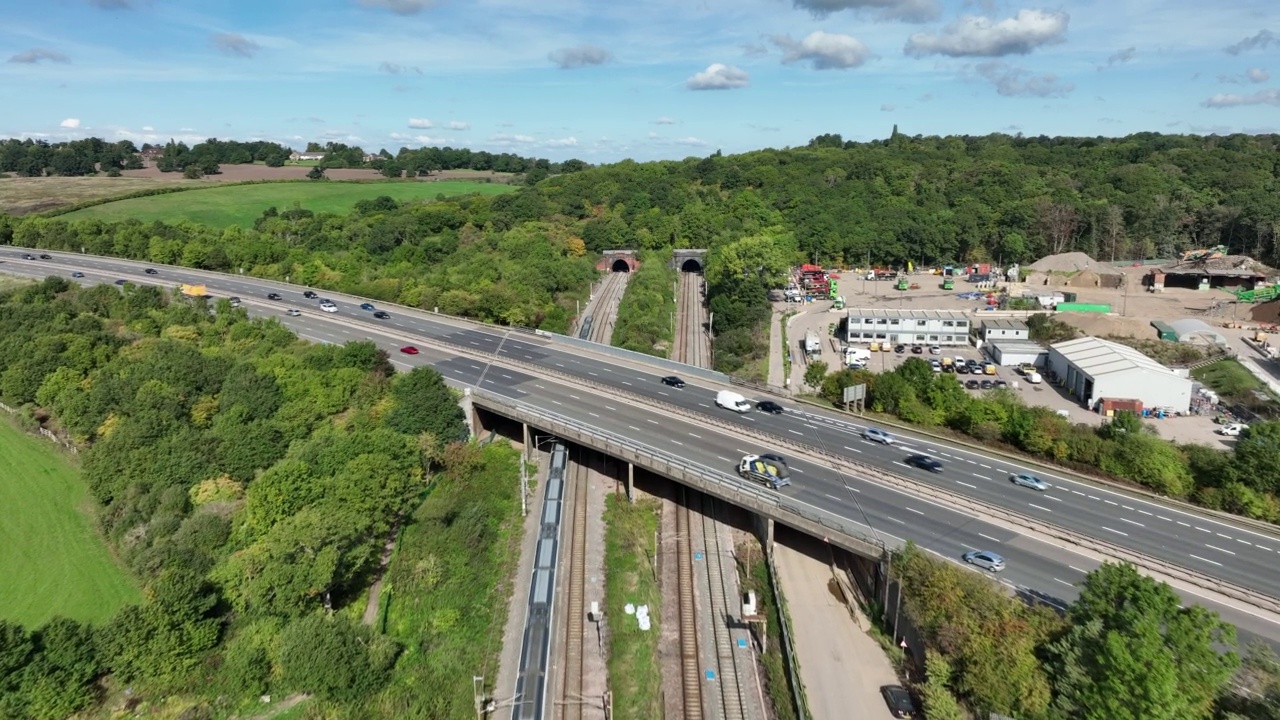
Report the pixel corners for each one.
[715,390,753,413]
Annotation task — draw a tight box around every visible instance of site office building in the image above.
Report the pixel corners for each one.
[845,308,971,345]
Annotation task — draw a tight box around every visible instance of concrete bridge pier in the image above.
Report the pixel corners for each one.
[753,513,775,558]
[626,462,634,503]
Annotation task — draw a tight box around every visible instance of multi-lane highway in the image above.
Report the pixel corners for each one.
[4,250,1280,643]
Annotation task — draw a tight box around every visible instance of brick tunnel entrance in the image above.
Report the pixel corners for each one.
[610,258,632,272]
[680,258,703,273]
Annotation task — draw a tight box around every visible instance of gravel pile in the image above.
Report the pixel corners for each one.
[1028,252,1116,274]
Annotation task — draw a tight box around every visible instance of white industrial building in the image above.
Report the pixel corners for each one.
[1046,337,1193,412]
[985,340,1048,367]
[845,308,970,345]
[979,318,1030,342]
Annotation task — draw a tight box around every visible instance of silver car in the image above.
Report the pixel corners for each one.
[862,427,893,445]
[963,550,1005,572]
[1010,473,1051,491]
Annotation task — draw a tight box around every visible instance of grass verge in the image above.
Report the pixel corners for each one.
[58,180,515,228]
[374,443,523,719]
[0,417,139,625]
[603,494,662,720]
[1193,358,1266,400]
[736,541,800,720]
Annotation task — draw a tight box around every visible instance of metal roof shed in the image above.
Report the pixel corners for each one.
[1167,318,1229,347]
[1047,336,1193,411]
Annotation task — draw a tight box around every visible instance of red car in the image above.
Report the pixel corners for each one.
[399,346,419,355]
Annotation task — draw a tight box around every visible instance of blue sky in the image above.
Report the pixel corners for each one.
[1,0,1278,162]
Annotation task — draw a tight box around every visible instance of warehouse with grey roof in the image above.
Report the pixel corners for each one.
[1046,336,1193,413]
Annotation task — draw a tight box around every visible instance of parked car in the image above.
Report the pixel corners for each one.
[880,685,917,719]
[911,345,923,354]
[267,293,283,301]
[373,311,391,319]
[929,345,942,355]
[360,302,376,311]
[1026,371,1043,384]
[893,344,905,353]
[956,364,970,374]
[285,308,301,317]
[862,427,893,444]
[400,346,419,355]
[757,400,785,414]
[144,268,159,275]
[1011,473,1051,491]
[1217,423,1249,437]
[905,454,943,473]
[70,271,84,278]
[964,379,979,389]
[994,379,1008,389]
[660,375,686,388]
[963,550,1006,572]
[980,379,994,390]
[302,290,318,299]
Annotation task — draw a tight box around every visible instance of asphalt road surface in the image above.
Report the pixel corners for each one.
[4,251,1280,646]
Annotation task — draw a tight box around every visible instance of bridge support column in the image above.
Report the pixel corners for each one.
[752,513,775,558]
[522,422,531,460]
[626,462,634,504]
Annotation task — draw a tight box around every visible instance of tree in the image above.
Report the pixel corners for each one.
[919,650,966,720]
[803,360,828,389]
[307,165,326,180]
[278,615,396,701]
[182,165,203,179]
[385,368,467,450]
[1048,562,1237,720]
[1230,421,1280,495]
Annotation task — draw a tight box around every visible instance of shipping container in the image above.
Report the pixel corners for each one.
[1055,302,1112,313]
[1151,321,1178,342]
[1099,398,1143,417]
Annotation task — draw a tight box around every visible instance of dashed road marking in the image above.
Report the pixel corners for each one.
[1029,503,1052,513]
[906,507,925,515]
[1054,578,1074,587]
[978,532,1000,542]
[551,400,562,406]
[788,429,803,436]
[979,463,991,469]
[1205,544,1236,556]
[1258,545,1273,552]
[1137,509,1152,516]
[956,480,976,488]
[588,412,599,418]
[887,516,905,524]
[1120,517,1144,527]
[1190,554,1223,567]
[689,433,701,439]
[1238,539,1253,546]
[1217,533,1233,540]
[972,473,985,480]
[843,446,863,453]
[1157,515,1172,522]
[646,419,659,425]
[1101,526,1128,537]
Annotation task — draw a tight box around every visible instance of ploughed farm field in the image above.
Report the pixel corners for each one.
[0,420,139,626]
[57,179,516,228]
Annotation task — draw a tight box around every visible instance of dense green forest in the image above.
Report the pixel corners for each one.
[0,277,528,718]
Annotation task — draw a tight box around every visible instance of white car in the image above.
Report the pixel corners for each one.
[929,345,942,355]
[286,308,301,317]
[320,302,338,314]
[862,427,893,444]
[1217,423,1249,437]
[1025,372,1043,384]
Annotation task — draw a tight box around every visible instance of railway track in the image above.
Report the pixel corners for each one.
[585,272,629,345]
[560,456,589,720]
[675,489,705,720]
[699,494,748,720]
[673,272,708,368]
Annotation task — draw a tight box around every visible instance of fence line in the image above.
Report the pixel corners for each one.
[0,401,78,453]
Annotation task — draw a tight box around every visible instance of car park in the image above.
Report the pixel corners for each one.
[302,290,318,299]
[144,268,159,275]
[1011,473,1051,491]
[267,293,283,301]
[905,454,943,473]
[757,400,785,414]
[862,427,893,444]
[963,550,1006,572]
[360,303,375,311]
[71,271,84,278]
[880,685,917,719]
[929,360,941,373]
[400,346,419,355]
[660,376,686,388]
[285,308,301,317]
[942,363,955,373]
[373,311,391,319]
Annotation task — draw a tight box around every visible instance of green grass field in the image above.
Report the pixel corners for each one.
[0,420,139,626]
[59,180,515,228]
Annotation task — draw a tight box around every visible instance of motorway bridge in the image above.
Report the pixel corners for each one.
[4,250,1280,646]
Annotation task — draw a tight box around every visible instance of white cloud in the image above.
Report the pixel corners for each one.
[211,33,261,58]
[545,137,578,147]
[686,63,750,90]
[791,0,941,23]
[549,44,611,69]
[8,48,70,64]
[447,121,470,130]
[654,117,676,124]
[1225,30,1277,55]
[59,118,81,128]
[408,118,433,129]
[771,31,871,69]
[390,132,439,144]
[1248,68,1270,83]
[358,0,434,15]
[674,137,708,146]
[880,103,895,111]
[975,61,1075,97]
[905,9,1069,57]
[142,125,153,131]
[491,133,535,143]
[1202,89,1280,108]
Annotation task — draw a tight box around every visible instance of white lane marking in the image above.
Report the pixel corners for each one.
[1029,503,1052,513]
[825,493,843,501]
[535,384,545,389]
[843,446,863,453]
[1122,505,1135,511]
[1104,500,1118,506]
[570,395,581,400]
[1087,495,1100,501]
[629,425,640,431]
[1205,544,1236,556]
[1069,566,1085,573]
[658,391,669,396]
[606,406,617,412]
[978,532,1000,542]
[1044,495,1062,502]
[551,400,562,406]
[621,381,632,386]
[688,432,702,439]
[1195,527,1211,533]
[501,374,513,379]
[788,429,803,436]
[1072,490,1086,496]
[671,440,683,446]
[588,412,599,418]
[698,403,709,408]
[588,372,598,376]
[887,516,905,524]
[1217,533,1233,540]
[971,473,985,480]
[1137,509,1152,516]
[1238,539,1253,546]
[717,456,731,462]
[1157,515,1172,522]
[1054,578,1074,587]
[1177,521,1191,528]
[740,416,755,422]
[1190,554,1223,567]
[1257,545,1273,552]
[792,467,806,474]
[893,461,910,468]
[1120,517,1145,527]
[646,419,659,425]
[906,507,925,515]
[955,480,977,488]
[979,463,991,469]
[1101,526,1128,537]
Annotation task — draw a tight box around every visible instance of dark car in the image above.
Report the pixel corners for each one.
[267,293,283,301]
[660,376,686,388]
[910,345,923,354]
[360,302,375,311]
[400,346,419,355]
[942,364,955,373]
[956,364,969,374]
[760,452,788,466]
[880,685,917,719]
[228,296,242,307]
[994,379,1008,389]
[757,400,785,414]
[144,268,159,275]
[980,379,994,390]
[964,379,980,389]
[70,271,84,278]
[38,254,51,260]
[906,454,943,473]
[114,279,127,286]
[373,311,391,319]
[303,290,319,299]
[893,344,905,353]
[21,253,35,260]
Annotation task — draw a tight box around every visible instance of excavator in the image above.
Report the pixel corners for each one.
[1181,245,1226,263]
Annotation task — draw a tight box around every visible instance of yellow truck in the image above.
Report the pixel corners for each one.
[180,284,208,298]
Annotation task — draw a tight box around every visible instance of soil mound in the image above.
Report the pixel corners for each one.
[1250,300,1280,324]
[1055,312,1154,339]
[1029,252,1123,276]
